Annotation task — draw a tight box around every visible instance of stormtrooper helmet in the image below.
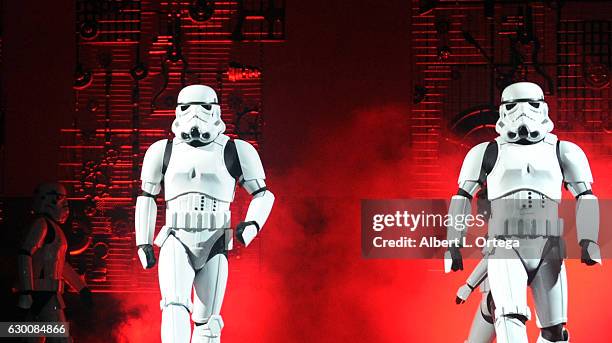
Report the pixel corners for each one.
[172,85,226,145]
[32,183,69,224]
[496,82,553,143]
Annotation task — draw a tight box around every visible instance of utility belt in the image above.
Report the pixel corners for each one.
[153,223,234,251]
[165,210,231,230]
[489,217,563,238]
[489,196,561,238]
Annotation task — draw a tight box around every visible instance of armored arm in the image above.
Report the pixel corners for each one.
[234,140,275,247]
[17,218,47,308]
[558,141,601,265]
[62,261,93,306]
[62,262,86,292]
[456,257,488,304]
[135,139,166,269]
[445,142,493,272]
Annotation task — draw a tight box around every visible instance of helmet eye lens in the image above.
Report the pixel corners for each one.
[505,103,517,110]
[179,103,215,111]
[529,102,540,108]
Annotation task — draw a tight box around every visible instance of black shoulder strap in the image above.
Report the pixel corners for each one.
[161,139,173,176]
[556,140,569,189]
[556,140,565,177]
[42,217,56,244]
[223,139,243,179]
[478,140,498,185]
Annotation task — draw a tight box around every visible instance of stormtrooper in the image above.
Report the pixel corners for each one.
[445,82,601,343]
[17,183,93,343]
[455,197,495,343]
[456,258,494,343]
[135,85,275,343]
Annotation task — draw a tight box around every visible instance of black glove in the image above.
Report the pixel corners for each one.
[455,284,473,304]
[138,244,157,269]
[449,246,464,271]
[580,239,600,266]
[79,287,94,307]
[236,221,259,246]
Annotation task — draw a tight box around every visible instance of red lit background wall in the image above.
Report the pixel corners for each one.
[410,0,611,196]
[60,0,285,293]
[1,1,611,342]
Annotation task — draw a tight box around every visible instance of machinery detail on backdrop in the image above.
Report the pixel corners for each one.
[57,0,285,293]
[409,0,611,197]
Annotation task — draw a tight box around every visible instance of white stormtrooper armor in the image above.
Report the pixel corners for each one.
[456,258,495,343]
[495,81,553,144]
[446,82,600,343]
[135,85,275,343]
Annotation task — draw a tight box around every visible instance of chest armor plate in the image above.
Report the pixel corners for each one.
[487,136,563,200]
[32,220,67,282]
[164,140,236,202]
